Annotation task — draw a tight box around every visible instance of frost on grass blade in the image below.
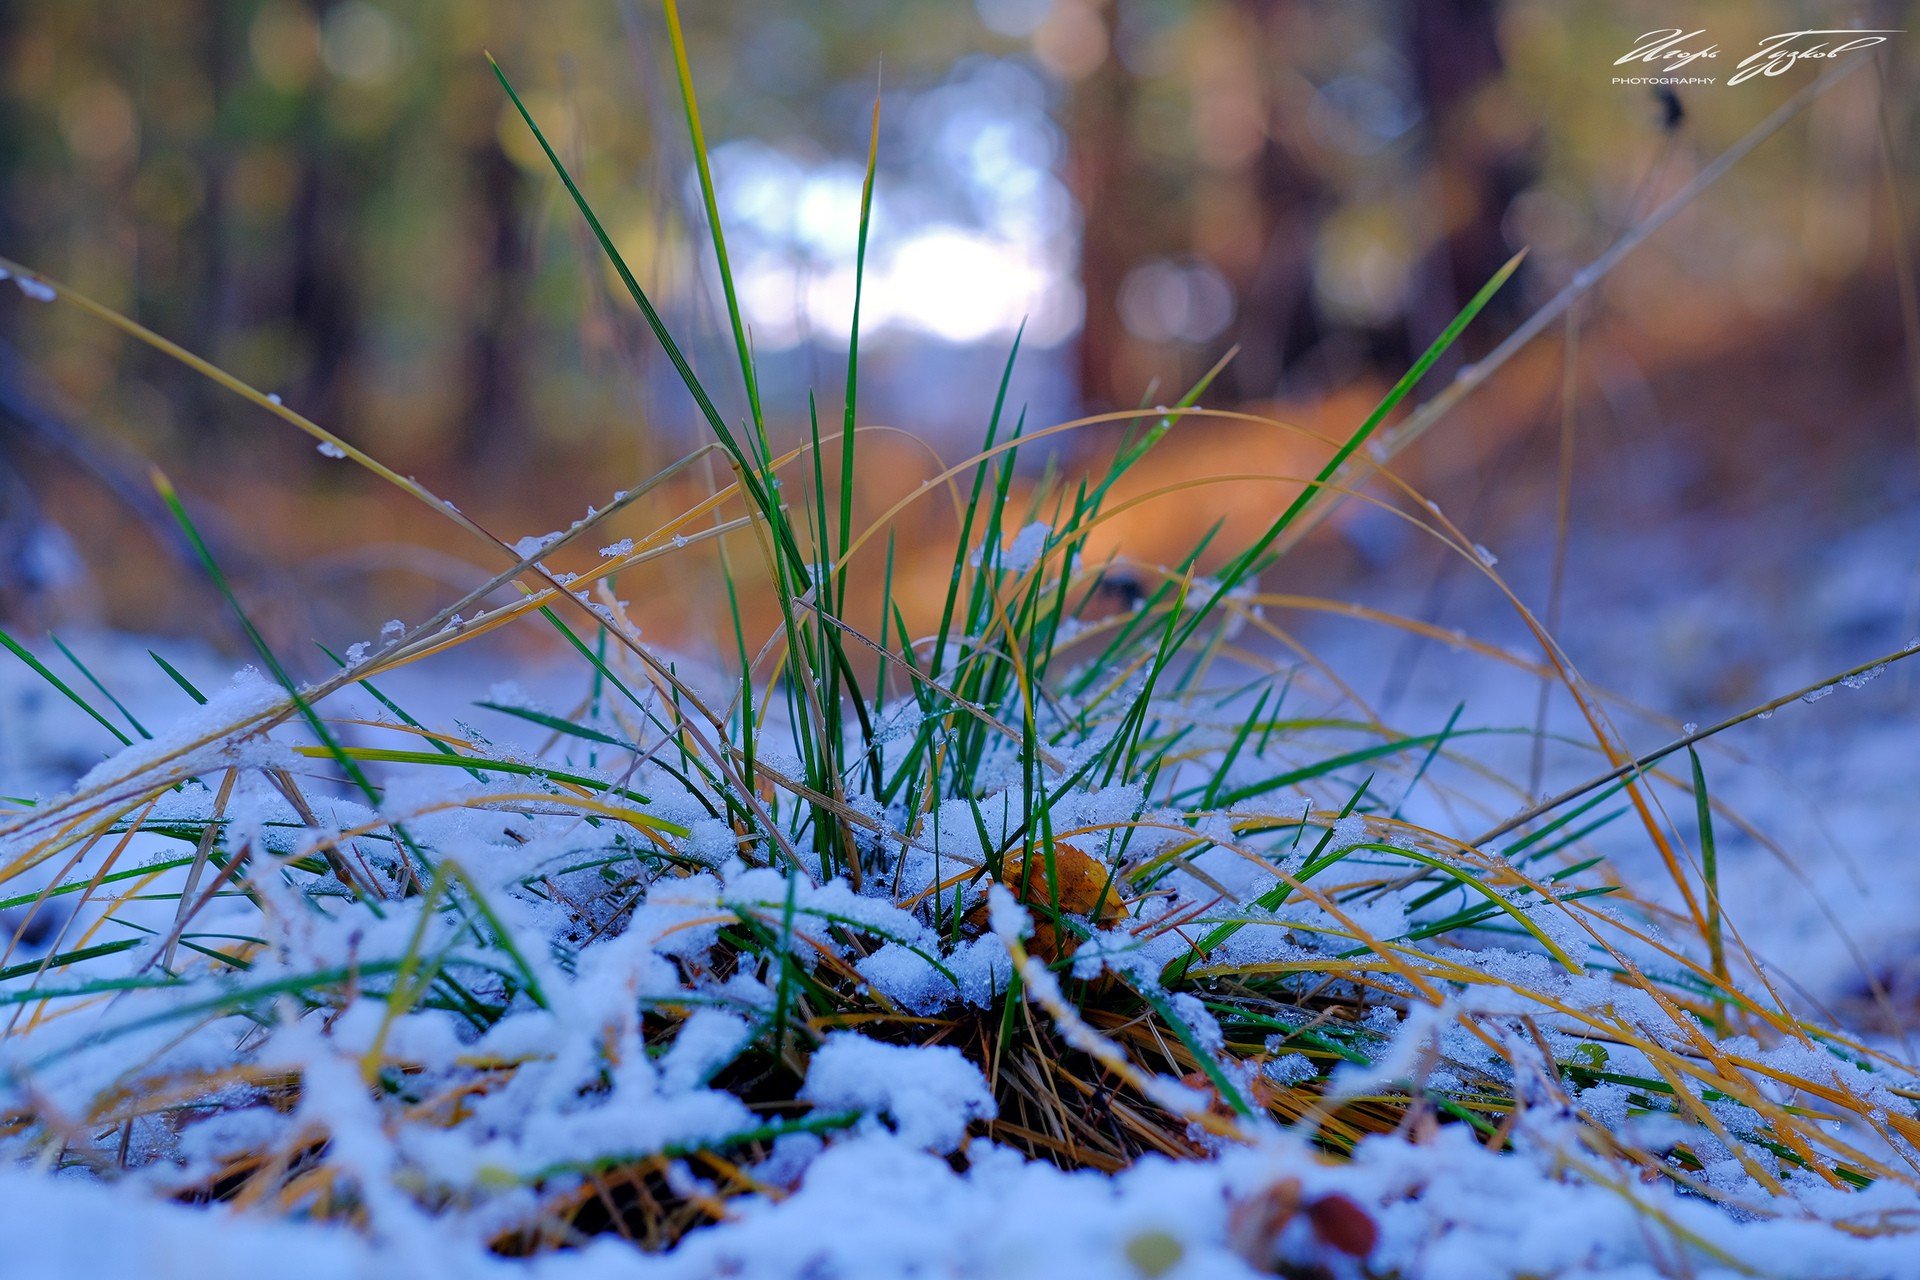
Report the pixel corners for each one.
[511,532,560,559]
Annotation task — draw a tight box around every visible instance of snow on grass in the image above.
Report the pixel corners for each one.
[5,515,1920,1280]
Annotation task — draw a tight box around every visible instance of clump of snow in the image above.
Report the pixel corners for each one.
[987,882,1032,942]
[972,522,1050,572]
[1327,813,1371,852]
[317,440,347,459]
[659,1010,753,1093]
[53,666,286,802]
[857,934,1008,1012]
[484,680,540,711]
[682,817,741,867]
[1264,1053,1318,1085]
[1185,575,1264,638]
[800,1033,995,1152]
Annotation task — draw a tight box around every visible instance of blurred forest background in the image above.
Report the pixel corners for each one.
[1,0,1916,684]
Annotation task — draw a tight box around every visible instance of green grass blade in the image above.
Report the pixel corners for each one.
[1391,702,1464,821]
[476,701,639,752]
[1171,252,1524,654]
[0,627,134,748]
[660,0,765,452]
[50,634,151,740]
[1161,781,1372,985]
[841,85,881,601]
[487,56,809,586]
[320,642,484,782]
[150,650,209,704]
[0,937,144,983]
[1690,746,1730,1023]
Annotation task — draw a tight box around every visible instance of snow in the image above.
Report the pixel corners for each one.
[972,521,1050,572]
[53,665,286,801]
[0,1165,389,1279]
[4,1122,1919,1280]
[800,1034,996,1152]
[658,1009,753,1092]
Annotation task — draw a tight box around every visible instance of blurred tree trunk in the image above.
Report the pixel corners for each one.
[1065,0,1525,409]
[456,138,531,468]
[1232,0,1325,401]
[287,143,360,439]
[193,0,233,381]
[1404,0,1529,365]
[1066,2,1143,412]
[132,0,236,457]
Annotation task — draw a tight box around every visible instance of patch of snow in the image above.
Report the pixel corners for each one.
[972,521,1050,572]
[799,1033,995,1152]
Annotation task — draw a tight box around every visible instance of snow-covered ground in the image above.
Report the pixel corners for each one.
[1315,453,1920,1020]
[8,1119,1920,1280]
[2,455,1918,1279]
